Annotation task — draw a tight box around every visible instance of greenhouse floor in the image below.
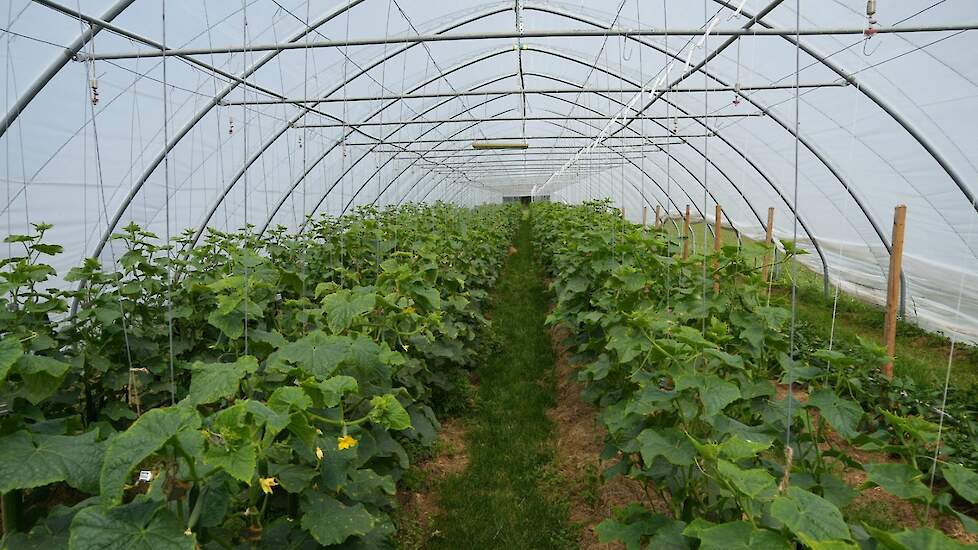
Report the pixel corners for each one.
[394,208,978,549]
[399,217,576,548]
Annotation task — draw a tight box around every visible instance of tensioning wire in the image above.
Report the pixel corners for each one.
[78,15,138,412]
[785,0,803,456]
[161,0,176,405]
[241,0,251,357]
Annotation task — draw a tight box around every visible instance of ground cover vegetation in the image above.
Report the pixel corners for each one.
[424,213,575,548]
[535,200,978,549]
[0,202,516,549]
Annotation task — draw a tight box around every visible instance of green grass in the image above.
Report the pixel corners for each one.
[657,220,978,388]
[426,212,575,549]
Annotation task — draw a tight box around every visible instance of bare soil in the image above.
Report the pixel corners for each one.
[547,322,649,549]
[395,420,470,549]
[775,380,976,542]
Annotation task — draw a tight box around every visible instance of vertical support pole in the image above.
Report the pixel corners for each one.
[761,207,775,283]
[642,206,648,228]
[620,207,625,219]
[682,205,692,260]
[713,204,722,294]
[654,205,662,229]
[883,204,907,379]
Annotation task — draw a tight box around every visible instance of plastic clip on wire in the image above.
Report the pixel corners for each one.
[864,0,878,37]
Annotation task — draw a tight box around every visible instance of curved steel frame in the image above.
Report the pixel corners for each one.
[267,43,833,290]
[16,0,967,311]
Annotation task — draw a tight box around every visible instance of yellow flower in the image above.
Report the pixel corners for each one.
[337,434,358,450]
[315,446,324,460]
[259,477,279,495]
[402,306,416,315]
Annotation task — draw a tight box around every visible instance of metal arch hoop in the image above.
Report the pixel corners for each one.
[187,9,515,247]
[296,47,832,287]
[0,0,138,138]
[526,2,899,306]
[57,0,925,312]
[86,0,381,263]
[711,0,977,215]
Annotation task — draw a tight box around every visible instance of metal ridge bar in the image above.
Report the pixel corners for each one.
[293,112,764,128]
[78,24,978,60]
[1,0,137,138]
[341,135,710,145]
[220,81,846,105]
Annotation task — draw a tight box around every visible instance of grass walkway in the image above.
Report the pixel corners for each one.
[428,213,573,549]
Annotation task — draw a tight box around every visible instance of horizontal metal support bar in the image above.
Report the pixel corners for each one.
[399,152,661,159]
[427,163,637,170]
[293,112,762,128]
[344,134,711,146]
[78,24,978,60]
[376,144,678,154]
[219,82,846,105]
[416,156,653,165]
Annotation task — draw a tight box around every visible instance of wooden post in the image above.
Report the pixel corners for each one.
[620,207,625,219]
[654,205,662,229]
[761,207,775,283]
[642,206,648,228]
[883,205,908,379]
[682,205,692,260]
[713,205,722,294]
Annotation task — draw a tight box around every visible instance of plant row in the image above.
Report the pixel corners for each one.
[0,203,516,549]
[533,200,978,549]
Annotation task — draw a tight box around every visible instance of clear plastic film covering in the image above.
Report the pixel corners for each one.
[2,0,977,340]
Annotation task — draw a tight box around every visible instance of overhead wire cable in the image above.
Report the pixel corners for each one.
[160,0,176,405]
[76,9,138,414]
[241,0,251,357]
[785,0,803,464]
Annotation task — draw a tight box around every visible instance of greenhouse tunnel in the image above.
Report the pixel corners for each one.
[3,1,978,343]
[5,0,978,547]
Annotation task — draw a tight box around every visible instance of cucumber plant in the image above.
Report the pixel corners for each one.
[534,200,978,549]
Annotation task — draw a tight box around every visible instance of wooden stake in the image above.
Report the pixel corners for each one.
[642,206,648,228]
[883,204,908,379]
[761,207,775,283]
[654,205,662,229]
[682,205,692,260]
[713,205,722,294]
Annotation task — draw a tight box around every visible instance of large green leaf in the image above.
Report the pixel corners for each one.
[865,525,976,550]
[864,463,932,501]
[299,492,377,546]
[637,428,695,466]
[202,403,261,483]
[717,460,778,501]
[770,487,851,543]
[0,430,105,494]
[100,406,201,504]
[943,463,978,504]
[268,462,318,493]
[368,394,412,431]
[0,335,23,383]
[321,289,377,333]
[692,521,790,550]
[595,504,672,550]
[68,499,195,550]
[318,375,359,408]
[675,372,741,417]
[267,386,312,413]
[807,388,864,440]
[184,355,258,405]
[719,435,772,461]
[17,354,72,403]
[270,331,352,379]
